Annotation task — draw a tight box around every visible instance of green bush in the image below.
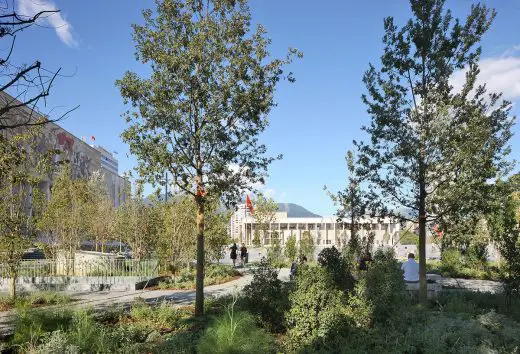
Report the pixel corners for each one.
[242,258,289,332]
[197,298,275,354]
[36,330,80,354]
[363,248,406,324]
[317,246,355,292]
[441,248,463,275]
[11,307,73,348]
[284,266,347,352]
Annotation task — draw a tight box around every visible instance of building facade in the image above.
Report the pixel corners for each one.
[1,91,128,207]
[230,203,401,250]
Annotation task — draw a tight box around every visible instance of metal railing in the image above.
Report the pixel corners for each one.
[0,259,160,279]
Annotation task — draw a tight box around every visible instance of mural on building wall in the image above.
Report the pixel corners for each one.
[37,125,100,179]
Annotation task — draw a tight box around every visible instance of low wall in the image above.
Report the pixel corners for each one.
[0,276,152,292]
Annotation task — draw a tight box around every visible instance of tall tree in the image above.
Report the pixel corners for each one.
[87,171,117,253]
[39,167,91,273]
[355,0,514,302]
[488,174,520,304]
[117,0,300,315]
[117,184,158,261]
[253,194,278,246]
[0,129,55,298]
[158,195,197,277]
[325,150,369,253]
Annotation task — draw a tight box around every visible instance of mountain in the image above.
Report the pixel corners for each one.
[277,203,321,218]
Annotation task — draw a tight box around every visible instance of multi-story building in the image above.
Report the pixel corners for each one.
[1,91,128,207]
[230,203,401,250]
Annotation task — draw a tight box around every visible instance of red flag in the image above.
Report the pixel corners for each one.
[246,195,254,215]
[90,135,96,141]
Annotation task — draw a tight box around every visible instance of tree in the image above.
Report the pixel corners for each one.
[355,0,513,302]
[284,232,297,261]
[267,231,283,266]
[325,150,369,255]
[117,0,300,315]
[39,167,91,272]
[204,200,231,264]
[87,171,117,253]
[253,194,278,246]
[0,5,78,131]
[299,231,315,261]
[488,175,520,305]
[117,184,158,261]
[0,129,55,298]
[158,195,197,277]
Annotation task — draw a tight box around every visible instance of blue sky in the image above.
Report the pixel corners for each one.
[10,0,520,216]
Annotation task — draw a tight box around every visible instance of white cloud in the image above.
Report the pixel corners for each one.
[17,0,78,48]
[450,48,520,102]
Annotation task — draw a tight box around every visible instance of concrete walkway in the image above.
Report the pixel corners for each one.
[0,268,291,338]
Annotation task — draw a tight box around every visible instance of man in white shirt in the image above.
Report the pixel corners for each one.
[401,253,419,282]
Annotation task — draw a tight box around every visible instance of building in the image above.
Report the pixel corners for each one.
[1,91,128,207]
[230,203,401,250]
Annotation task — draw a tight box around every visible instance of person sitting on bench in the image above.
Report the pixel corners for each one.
[401,253,419,283]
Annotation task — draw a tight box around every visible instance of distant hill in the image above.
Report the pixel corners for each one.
[277,203,321,218]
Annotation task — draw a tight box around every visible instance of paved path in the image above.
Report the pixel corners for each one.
[0,268,291,338]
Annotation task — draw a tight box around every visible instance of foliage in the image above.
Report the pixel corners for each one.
[0,291,72,312]
[440,247,463,275]
[284,233,297,261]
[117,0,300,315]
[204,201,232,264]
[284,266,347,352]
[0,129,57,298]
[39,166,92,265]
[117,183,158,261]
[325,150,368,249]
[299,231,315,261]
[197,298,275,354]
[157,195,196,274]
[252,230,261,248]
[363,248,406,324]
[86,171,117,253]
[317,246,354,292]
[267,234,284,267]
[398,230,418,245]
[243,258,288,332]
[488,175,520,301]
[253,194,279,246]
[158,264,240,290]
[355,0,513,303]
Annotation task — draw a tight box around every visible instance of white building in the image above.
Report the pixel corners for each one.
[230,203,401,250]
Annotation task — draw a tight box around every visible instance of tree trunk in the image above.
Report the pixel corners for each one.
[418,178,427,304]
[195,199,205,316]
[9,275,16,300]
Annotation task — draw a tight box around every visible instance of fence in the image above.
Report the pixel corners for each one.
[0,259,160,279]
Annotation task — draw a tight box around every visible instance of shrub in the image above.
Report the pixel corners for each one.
[11,307,73,348]
[36,330,79,354]
[242,258,289,332]
[284,266,347,352]
[284,233,297,261]
[363,248,406,324]
[441,248,463,275]
[197,298,275,354]
[344,278,373,328]
[317,246,355,292]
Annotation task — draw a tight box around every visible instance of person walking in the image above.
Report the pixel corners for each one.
[240,244,248,267]
[230,243,238,267]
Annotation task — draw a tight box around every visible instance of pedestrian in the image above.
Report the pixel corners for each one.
[290,259,297,280]
[230,243,238,267]
[240,244,248,267]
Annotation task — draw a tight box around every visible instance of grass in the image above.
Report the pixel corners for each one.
[156,264,241,290]
[0,291,72,311]
[426,259,504,281]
